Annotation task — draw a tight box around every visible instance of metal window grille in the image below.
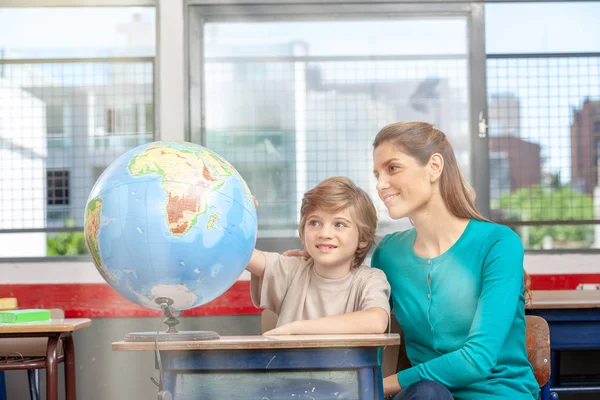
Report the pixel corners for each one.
[487,54,600,249]
[204,57,470,236]
[0,58,155,234]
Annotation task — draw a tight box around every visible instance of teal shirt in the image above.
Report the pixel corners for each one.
[372,219,538,400]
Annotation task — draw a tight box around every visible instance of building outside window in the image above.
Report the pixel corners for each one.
[0,7,156,257]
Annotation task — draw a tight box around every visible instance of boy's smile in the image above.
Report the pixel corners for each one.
[303,207,361,279]
[315,243,337,252]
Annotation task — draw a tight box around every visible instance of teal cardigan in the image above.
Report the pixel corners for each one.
[372,219,538,400]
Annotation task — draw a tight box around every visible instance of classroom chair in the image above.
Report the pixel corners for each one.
[0,309,65,400]
[526,315,559,400]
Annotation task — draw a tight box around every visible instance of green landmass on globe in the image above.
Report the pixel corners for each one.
[127,145,251,236]
[84,197,116,284]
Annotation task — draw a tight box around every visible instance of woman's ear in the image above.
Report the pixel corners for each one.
[358,240,369,249]
[429,153,444,183]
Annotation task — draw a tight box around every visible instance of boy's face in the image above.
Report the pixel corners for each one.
[302,206,362,271]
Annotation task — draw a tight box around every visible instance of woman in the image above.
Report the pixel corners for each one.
[371,122,538,399]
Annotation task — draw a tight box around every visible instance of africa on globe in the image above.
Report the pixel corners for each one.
[84,141,257,310]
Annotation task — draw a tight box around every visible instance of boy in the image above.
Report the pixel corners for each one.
[247,176,390,335]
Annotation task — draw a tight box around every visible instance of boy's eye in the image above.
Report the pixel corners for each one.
[308,220,321,227]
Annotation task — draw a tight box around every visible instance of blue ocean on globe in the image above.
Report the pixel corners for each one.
[84,141,257,310]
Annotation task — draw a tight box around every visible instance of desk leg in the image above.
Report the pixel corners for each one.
[162,370,176,398]
[358,367,379,400]
[374,366,383,400]
[63,333,76,400]
[46,336,59,400]
[0,371,7,400]
[27,369,40,400]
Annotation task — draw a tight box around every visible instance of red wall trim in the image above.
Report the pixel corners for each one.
[0,281,260,318]
[1,274,598,318]
[529,274,600,291]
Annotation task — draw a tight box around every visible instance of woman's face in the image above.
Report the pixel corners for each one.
[373,142,435,220]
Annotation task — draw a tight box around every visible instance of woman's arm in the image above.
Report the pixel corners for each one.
[263,307,389,335]
[394,231,525,390]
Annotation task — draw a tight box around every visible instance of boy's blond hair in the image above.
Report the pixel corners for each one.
[298,176,377,267]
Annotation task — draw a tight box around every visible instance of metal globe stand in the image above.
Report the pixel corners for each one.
[123,297,220,342]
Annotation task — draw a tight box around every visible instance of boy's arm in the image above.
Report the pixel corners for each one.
[263,307,389,335]
[246,249,267,277]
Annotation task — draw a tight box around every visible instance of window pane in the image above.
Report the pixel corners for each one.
[0,8,156,258]
[0,7,155,59]
[202,18,470,237]
[486,2,600,54]
[487,56,600,249]
[1,60,154,233]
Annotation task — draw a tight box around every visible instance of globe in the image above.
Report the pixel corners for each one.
[84,141,257,311]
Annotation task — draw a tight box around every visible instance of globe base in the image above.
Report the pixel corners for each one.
[124,331,220,342]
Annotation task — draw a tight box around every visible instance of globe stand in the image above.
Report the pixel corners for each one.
[123,297,220,342]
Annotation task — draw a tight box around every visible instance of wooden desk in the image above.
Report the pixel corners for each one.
[0,318,91,400]
[528,290,600,395]
[113,333,400,400]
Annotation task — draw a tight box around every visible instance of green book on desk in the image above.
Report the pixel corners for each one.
[0,309,51,323]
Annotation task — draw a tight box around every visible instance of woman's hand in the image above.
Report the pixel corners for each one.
[282,249,309,258]
[383,374,402,397]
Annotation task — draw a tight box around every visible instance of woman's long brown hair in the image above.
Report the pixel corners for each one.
[373,121,532,304]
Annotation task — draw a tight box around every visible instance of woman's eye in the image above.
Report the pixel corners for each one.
[389,165,400,172]
[334,222,346,228]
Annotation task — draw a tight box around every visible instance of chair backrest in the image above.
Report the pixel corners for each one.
[525,315,551,387]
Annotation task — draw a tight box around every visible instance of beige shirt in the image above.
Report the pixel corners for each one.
[251,252,391,327]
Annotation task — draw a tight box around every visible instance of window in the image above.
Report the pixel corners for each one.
[196,16,471,236]
[0,7,156,258]
[189,2,600,251]
[486,2,600,250]
[47,170,70,206]
[46,104,66,135]
[105,102,153,135]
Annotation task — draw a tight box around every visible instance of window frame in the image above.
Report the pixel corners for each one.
[186,2,489,250]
